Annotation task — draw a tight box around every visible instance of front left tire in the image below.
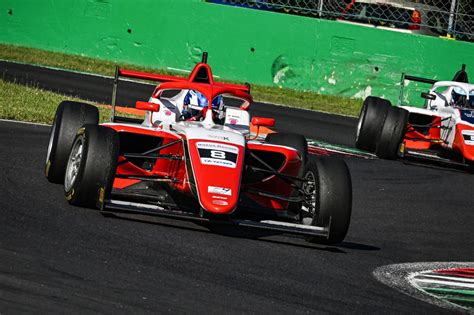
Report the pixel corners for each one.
[64,124,119,210]
[375,106,408,159]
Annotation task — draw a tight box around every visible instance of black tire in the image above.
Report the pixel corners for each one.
[64,124,119,210]
[355,96,391,152]
[265,132,308,169]
[301,157,352,244]
[375,107,408,160]
[45,101,99,183]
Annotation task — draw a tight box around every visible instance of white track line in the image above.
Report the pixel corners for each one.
[0,119,50,126]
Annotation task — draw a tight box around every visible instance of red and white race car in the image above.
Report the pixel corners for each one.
[45,53,352,244]
[356,65,474,171]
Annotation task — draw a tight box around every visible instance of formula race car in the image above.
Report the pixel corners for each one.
[356,65,474,171]
[45,53,352,244]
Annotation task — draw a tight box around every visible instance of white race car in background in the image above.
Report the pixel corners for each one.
[356,64,474,171]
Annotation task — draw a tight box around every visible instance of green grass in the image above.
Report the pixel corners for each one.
[0,79,113,124]
[0,44,363,122]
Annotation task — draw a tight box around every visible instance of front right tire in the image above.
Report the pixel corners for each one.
[301,157,352,244]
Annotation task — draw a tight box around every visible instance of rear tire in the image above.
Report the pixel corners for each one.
[45,101,99,183]
[375,107,408,160]
[301,157,352,244]
[64,124,119,210]
[355,96,391,152]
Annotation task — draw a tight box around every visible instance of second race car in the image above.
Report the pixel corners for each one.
[356,64,474,171]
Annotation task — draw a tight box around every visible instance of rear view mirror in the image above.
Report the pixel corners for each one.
[136,101,160,112]
[421,92,436,100]
[251,117,275,127]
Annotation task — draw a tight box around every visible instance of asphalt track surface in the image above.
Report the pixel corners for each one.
[1,63,474,313]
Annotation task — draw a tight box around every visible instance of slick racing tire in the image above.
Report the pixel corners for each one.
[375,106,408,160]
[45,101,99,184]
[355,96,391,152]
[301,157,352,244]
[265,132,308,171]
[64,124,119,210]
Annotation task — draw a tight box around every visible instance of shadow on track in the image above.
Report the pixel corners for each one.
[100,211,380,253]
[401,159,472,174]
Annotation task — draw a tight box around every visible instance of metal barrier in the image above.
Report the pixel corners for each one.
[209,0,473,42]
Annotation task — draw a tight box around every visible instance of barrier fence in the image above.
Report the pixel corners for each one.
[210,0,473,42]
[1,1,472,103]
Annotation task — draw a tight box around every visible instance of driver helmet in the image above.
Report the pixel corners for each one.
[451,87,474,108]
[182,90,224,120]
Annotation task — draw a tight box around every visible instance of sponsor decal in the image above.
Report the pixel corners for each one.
[45,160,51,177]
[212,196,228,200]
[464,111,474,118]
[460,110,474,124]
[196,142,238,168]
[165,110,172,116]
[208,134,230,141]
[462,130,474,145]
[212,199,229,206]
[208,185,232,196]
[98,187,105,204]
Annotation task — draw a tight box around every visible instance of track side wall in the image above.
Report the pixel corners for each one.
[1,0,472,103]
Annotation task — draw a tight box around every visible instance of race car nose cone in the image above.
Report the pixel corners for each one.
[186,136,245,215]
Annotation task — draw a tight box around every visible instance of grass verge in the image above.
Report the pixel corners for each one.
[0,79,140,124]
[0,44,362,117]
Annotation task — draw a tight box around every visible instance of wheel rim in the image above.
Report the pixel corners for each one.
[46,121,57,164]
[64,137,84,192]
[301,170,317,225]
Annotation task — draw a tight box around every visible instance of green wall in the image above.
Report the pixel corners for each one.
[1,0,473,104]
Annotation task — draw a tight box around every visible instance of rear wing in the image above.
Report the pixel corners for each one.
[110,52,251,122]
[398,73,437,106]
[398,64,468,106]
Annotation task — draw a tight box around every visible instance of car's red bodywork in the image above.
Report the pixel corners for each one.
[103,61,303,215]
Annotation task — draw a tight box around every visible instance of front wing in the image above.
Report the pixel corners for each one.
[102,199,330,239]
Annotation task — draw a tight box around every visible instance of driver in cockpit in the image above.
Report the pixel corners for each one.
[181,90,225,123]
